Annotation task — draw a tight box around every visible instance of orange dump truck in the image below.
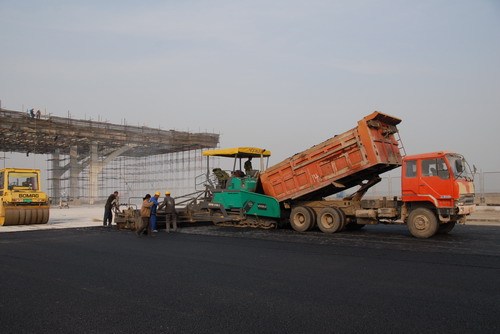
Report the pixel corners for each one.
[258,111,475,238]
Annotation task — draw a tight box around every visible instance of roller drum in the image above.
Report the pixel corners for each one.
[1,206,50,226]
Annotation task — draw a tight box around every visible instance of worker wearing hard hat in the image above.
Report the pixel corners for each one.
[149,191,161,233]
[158,190,177,232]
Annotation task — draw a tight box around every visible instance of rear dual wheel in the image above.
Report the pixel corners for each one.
[289,206,316,232]
[317,207,346,233]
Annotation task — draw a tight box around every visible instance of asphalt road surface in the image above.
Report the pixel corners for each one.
[1,224,499,334]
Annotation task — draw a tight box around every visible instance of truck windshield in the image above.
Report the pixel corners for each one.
[446,154,474,181]
[7,172,39,190]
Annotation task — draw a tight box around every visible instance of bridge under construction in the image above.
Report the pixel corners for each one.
[0,108,219,204]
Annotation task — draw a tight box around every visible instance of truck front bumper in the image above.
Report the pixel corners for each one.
[458,204,476,215]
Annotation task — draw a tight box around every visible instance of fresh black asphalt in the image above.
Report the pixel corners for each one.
[1,224,499,333]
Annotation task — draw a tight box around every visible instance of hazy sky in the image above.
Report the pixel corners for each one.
[1,0,499,172]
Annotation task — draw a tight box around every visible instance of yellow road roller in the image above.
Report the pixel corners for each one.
[0,168,50,226]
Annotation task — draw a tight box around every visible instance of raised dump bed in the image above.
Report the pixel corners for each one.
[259,111,403,203]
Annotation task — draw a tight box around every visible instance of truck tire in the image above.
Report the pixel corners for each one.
[407,208,439,238]
[306,207,317,230]
[317,207,345,234]
[437,221,456,234]
[290,206,314,232]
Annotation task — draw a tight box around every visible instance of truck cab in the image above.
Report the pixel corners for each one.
[401,152,475,237]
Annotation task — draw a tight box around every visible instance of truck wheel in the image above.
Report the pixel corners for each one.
[317,207,345,233]
[437,221,456,234]
[407,208,439,238]
[306,207,317,230]
[290,206,314,232]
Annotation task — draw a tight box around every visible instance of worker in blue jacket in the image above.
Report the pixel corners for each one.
[149,191,160,233]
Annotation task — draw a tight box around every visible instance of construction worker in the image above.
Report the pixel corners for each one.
[159,191,177,232]
[212,168,229,188]
[103,191,119,227]
[244,157,253,174]
[136,194,154,237]
[149,191,161,233]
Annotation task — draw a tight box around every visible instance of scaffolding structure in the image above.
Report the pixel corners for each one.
[44,149,206,204]
[1,108,219,204]
[95,149,205,202]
